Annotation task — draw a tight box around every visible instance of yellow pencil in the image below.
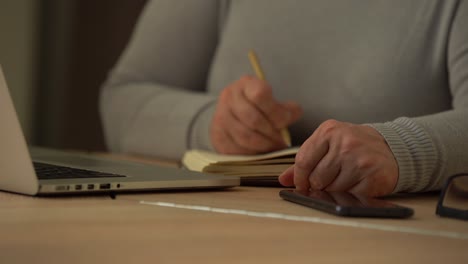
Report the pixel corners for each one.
[248,50,292,147]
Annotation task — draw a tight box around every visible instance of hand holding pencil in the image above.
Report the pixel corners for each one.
[209,50,303,155]
[248,50,292,146]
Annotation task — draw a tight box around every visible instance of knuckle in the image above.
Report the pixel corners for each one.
[355,155,374,171]
[247,83,272,103]
[340,136,360,154]
[318,119,340,135]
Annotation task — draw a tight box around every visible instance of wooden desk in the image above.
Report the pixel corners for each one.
[0,182,467,263]
[1,153,467,263]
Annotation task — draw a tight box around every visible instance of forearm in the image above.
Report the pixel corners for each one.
[100,0,220,159]
[371,109,468,193]
[100,82,216,159]
[373,1,468,193]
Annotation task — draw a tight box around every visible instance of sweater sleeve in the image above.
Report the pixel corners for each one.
[100,0,219,160]
[370,1,468,193]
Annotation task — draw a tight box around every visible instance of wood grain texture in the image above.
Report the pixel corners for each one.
[0,186,467,264]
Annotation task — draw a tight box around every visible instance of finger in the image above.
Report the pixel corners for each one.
[211,105,258,155]
[282,101,303,125]
[211,122,253,155]
[278,165,295,187]
[230,83,285,143]
[348,180,374,197]
[329,192,362,207]
[267,101,303,129]
[349,177,392,198]
[293,134,329,191]
[229,116,283,153]
[242,78,275,112]
[215,135,252,155]
[325,163,368,192]
[323,152,363,192]
[325,172,360,192]
[326,149,391,195]
[242,79,302,130]
[243,80,291,128]
[309,189,336,203]
[307,152,341,190]
[220,102,283,153]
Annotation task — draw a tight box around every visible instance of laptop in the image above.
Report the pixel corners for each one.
[0,66,240,196]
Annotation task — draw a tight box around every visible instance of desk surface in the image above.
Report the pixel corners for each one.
[1,181,467,263]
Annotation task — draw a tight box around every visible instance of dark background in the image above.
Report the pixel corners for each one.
[34,0,147,151]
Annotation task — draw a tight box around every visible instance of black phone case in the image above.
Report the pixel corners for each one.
[279,190,414,218]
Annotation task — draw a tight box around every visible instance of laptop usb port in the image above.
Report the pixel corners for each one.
[99,183,111,190]
[55,185,70,191]
[75,185,82,190]
[87,184,95,190]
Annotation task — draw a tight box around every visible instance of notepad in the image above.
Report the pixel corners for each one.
[182,147,299,186]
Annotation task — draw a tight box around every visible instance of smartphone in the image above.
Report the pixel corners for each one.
[279,189,414,218]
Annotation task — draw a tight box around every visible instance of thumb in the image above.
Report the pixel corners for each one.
[278,165,295,187]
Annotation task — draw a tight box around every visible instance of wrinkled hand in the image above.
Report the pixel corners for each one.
[279,120,398,197]
[210,75,303,155]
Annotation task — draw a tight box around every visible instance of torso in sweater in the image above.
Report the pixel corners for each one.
[207,0,455,144]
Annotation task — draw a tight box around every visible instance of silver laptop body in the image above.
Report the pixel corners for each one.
[0,66,239,196]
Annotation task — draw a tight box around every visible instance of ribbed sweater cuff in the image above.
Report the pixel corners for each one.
[188,100,217,152]
[369,117,438,193]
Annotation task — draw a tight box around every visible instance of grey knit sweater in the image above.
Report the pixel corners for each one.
[100,0,468,193]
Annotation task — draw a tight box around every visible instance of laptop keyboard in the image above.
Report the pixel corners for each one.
[33,162,126,180]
